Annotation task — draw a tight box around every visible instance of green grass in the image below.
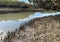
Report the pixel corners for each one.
[0,12,34,20]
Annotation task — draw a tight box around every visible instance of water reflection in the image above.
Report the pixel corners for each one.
[27,12,60,19]
[0,12,60,40]
[0,12,60,32]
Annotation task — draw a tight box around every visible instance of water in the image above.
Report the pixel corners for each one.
[0,12,34,20]
[0,11,60,40]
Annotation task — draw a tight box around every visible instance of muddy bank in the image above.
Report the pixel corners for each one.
[0,8,45,14]
[4,14,60,42]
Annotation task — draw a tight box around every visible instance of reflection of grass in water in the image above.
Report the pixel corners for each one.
[0,12,34,20]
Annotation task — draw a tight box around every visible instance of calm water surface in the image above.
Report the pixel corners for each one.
[0,11,60,40]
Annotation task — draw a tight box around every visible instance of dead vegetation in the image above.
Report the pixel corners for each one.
[4,14,60,42]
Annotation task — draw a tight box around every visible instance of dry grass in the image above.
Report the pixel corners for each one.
[4,15,60,42]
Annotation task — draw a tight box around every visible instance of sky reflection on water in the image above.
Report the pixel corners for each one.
[0,12,60,33]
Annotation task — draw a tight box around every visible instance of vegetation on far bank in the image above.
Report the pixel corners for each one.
[28,0,60,10]
[0,0,33,8]
[0,0,59,12]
